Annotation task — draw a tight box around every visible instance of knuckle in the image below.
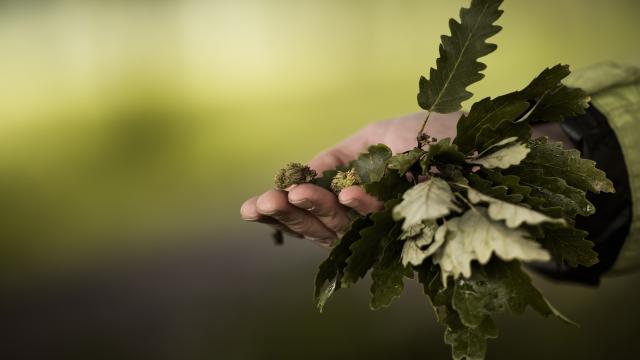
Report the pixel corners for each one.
[275,211,306,228]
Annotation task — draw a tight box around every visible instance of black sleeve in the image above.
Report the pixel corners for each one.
[531,105,632,286]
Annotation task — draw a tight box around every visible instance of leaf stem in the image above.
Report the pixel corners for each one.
[418,111,431,136]
[416,111,432,147]
[454,191,478,214]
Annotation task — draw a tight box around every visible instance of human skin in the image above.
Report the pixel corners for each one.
[239,112,573,247]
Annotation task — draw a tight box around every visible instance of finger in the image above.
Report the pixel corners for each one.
[287,184,351,234]
[338,186,383,215]
[265,222,304,239]
[256,190,337,242]
[241,196,264,221]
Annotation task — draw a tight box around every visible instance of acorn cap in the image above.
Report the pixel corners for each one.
[274,162,317,189]
[330,168,361,194]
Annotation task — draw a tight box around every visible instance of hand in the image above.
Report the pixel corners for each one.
[240,111,461,247]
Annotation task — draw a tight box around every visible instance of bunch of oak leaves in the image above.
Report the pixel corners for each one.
[270,0,614,359]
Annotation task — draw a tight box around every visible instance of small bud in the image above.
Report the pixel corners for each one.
[274,162,317,189]
[330,168,362,194]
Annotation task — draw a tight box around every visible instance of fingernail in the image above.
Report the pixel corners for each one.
[305,236,335,248]
[341,198,360,207]
[292,199,313,211]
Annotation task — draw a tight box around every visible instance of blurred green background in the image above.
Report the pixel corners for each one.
[2,0,640,359]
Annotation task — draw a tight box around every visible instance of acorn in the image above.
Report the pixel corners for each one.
[274,162,317,189]
[330,168,362,194]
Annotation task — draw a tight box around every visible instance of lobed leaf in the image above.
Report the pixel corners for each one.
[418,0,504,113]
[454,96,530,154]
[314,216,373,312]
[353,144,392,184]
[445,317,498,360]
[467,142,530,169]
[401,221,442,266]
[465,187,566,228]
[417,265,498,360]
[539,224,599,268]
[520,65,589,123]
[388,148,425,175]
[342,199,400,286]
[370,224,412,310]
[485,261,576,325]
[452,260,575,327]
[454,64,589,154]
[364,169,411,202]
[507,167,595,217]
[427,138,466,165]
[392,177,462,230]
[465,172,523,203]
[519,137,614,193]
[433,208,550,282]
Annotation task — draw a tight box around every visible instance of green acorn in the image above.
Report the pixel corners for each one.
[274,162,317,189]
[330,168,362,194]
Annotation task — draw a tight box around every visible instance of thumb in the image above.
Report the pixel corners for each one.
[337,186,383,215]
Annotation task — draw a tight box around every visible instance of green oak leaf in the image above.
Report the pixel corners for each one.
[438,164,468,184]
[452,269,507,328]
[364,169,411,202]
[454,65,588,154]
[539,224,599,268]
[388,148,425,175]
[508,167,595,217]
[475,136,518,156]
[479,169,542,206]
[485,260,576,325]
[401,221,441,266]
[370,224,412,310]
[428,138,466,165]
[516,64,588,123]
[520,137,614,193]
[433,208,550,282]
[353,144,392,183]
[520,64,573,98]
[342,199,400,286]
[454,96,530,154]
[417,0,504,113]
[417,265,497,360]
[453,260,575,328]
[524,84,589,124]
[467,142,530,169]
[465,187,566,228]
[474,112,532,153]
[445,315,498,360]
[465,172,523,203]
[314,216,372,312]
[314,259,339,313]
[392,177,461,230]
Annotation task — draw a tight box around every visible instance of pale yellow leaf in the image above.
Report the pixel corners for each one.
[433,208,550,283]
[392,177,461,230]
[466,187,566,228]
[467,142,530,169]
[401,221,444,266]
